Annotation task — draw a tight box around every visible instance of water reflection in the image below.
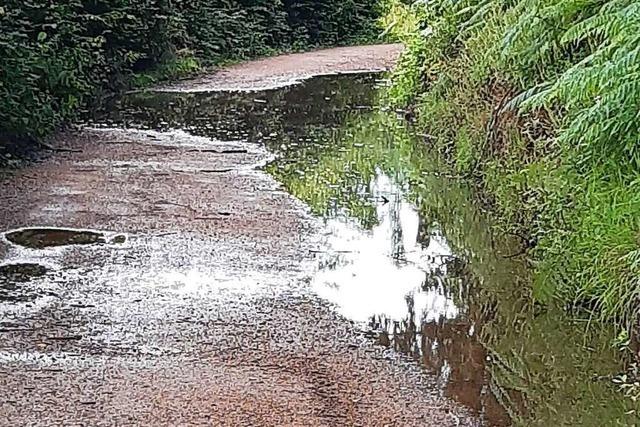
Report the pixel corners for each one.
[95,74,638,426]
[312,171,460,324]
[90,74,384,146]
[308,168,512,425]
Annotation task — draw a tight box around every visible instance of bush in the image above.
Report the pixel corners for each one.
[382,0,640,329]
[0,0,380,141]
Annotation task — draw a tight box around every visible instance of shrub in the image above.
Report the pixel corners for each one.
[0,0,381,141]
[382,0,640,328]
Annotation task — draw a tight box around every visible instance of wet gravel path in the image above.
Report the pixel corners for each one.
[158,44,404,92]
[0,45,478,426]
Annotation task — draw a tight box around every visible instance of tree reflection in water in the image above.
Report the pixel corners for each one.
[309,170,513,425]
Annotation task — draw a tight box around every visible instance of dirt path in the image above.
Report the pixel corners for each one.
[0,45,479,426]
[159,44,404,92]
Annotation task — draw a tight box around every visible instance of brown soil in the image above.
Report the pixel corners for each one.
[159,44,404,92]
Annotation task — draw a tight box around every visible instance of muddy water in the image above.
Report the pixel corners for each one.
[93,74,636,425]
[5,227,107,249]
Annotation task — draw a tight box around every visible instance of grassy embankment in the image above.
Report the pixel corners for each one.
[380,0,640,341]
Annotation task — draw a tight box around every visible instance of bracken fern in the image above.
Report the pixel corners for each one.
[383,0,640,329]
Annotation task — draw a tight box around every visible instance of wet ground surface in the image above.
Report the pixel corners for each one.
[0,46,474,427]
[5,228,112,249]
[157,44,403,92]
[0,45,637,426]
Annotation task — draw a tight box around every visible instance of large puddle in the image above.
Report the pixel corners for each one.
[94,74,636,425]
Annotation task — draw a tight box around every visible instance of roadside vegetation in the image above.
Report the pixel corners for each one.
[380,0,640,343]
[0,0,379,143]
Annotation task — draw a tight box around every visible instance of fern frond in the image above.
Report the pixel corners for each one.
[502,82,553,112]
[460,0,499,30]
[561,12,613,44]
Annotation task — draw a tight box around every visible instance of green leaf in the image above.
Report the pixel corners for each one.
[37,32,47,42]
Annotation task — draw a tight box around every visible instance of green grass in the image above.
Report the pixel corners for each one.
[131,54,202,88]
[380,0,640,332]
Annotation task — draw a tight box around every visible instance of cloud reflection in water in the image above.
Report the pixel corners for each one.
[312,172,460,324]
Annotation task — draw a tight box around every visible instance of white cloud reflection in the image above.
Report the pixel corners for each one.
[312,172,460,323]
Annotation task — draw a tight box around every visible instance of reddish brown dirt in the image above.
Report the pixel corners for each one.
[0,46,479,426]
[159,44,404,92]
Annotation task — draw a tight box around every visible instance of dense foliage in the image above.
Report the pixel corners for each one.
[382,0,640,330]
[0,0,380,141]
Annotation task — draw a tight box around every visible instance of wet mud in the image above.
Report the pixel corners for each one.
[5,228,106,249]
[0,45,636,426]
[0,263,50,303]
